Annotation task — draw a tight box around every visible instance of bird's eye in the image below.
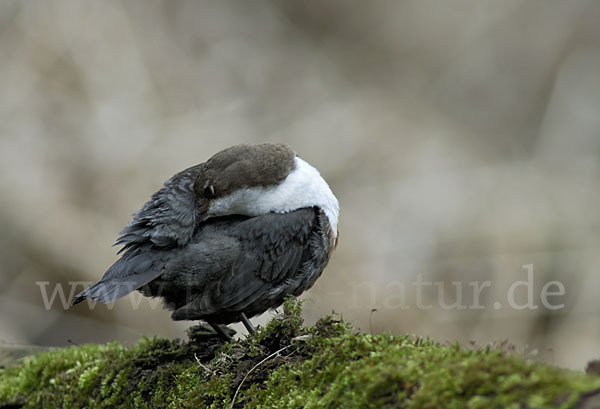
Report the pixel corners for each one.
[204,184,215,198]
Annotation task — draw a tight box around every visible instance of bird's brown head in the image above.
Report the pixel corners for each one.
[193,143,296,211]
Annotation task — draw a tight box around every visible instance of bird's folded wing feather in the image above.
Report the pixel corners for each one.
[115,164,202,251]
[175,207,317,317]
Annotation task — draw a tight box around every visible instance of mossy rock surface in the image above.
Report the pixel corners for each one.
[2,299,600,409]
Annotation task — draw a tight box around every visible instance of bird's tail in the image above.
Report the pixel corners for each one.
[71,280,141,305]
[71,247,167,306]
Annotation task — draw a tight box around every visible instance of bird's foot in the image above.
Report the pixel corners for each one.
[240,312,256,334]
[208,322,235,342]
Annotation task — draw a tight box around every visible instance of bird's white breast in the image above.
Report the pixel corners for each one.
[208,157,339,237]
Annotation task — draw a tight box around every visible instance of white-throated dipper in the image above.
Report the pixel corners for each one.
[72,143,339,339]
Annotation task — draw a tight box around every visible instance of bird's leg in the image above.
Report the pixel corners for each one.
[208,322,234,341]
[240,312,256,334]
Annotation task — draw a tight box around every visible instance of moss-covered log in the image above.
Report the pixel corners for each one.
[2,300,600,409]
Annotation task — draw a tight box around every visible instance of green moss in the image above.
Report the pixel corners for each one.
[2,298,599,408]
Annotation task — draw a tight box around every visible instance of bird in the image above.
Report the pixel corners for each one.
[72,143,339,340]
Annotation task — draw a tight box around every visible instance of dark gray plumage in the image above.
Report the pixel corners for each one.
[72,144,338,333]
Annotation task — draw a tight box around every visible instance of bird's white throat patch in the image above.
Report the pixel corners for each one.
[208,157,339,237]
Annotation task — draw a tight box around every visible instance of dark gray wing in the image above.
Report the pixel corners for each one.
[115,164,204,251]
[171,208,317,319]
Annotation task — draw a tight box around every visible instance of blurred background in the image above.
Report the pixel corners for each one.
[1,0,599,370]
